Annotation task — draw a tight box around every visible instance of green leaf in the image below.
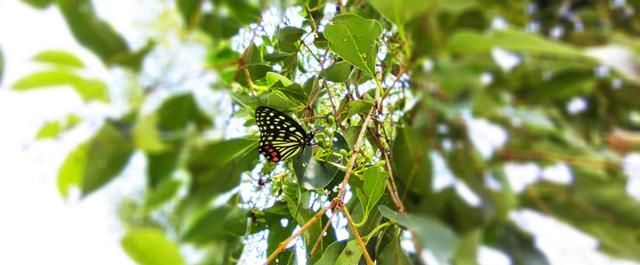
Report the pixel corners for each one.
[36,121,62,139]
[454,230,481,265]
[314,241,347,265]
[354,166,388,222]
[81,122,134,196]
[448,29,588,59]
[56,0,140,69]
[494,224,550,265]
[378,234,412,265]
[277,26,306,44]
[324,14,382,78]
[182,205,247,245]
[320,61,352,82]
[266,71,294,87]
[335,240,362,264]
[121,228,186,265]
[368,0,433,26]
[22,0,53,9]
[33,50,85,68]
[133,114,168,153]
[144,179,181,211]
[392,126,431,194]
[13,70,109,102]
[379,206,459,264]
[57,122,134,198]
[57,142,88,198]
[176,0,204,28]
[187,138,257,202]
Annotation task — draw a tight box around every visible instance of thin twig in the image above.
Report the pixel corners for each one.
[264,204,331,265]
[341,205,374,265]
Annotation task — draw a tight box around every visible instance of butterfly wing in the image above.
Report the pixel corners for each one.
[255,106,309,162]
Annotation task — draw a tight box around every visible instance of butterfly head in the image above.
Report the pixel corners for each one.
[306,130,318,146]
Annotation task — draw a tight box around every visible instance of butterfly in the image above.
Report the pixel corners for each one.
[255,106,315,162]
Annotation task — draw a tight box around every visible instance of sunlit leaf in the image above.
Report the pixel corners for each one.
[324,14,382,77]
[13,70,109,102]
[121,228,186,265]
[33,50,84,68]
[379,206,459,264]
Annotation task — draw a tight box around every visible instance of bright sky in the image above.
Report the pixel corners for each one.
[1,1,639,265]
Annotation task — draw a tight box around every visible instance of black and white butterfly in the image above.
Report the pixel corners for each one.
[255,106,314,162]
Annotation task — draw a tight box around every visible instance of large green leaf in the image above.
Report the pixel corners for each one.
[335,240,363,264]
[324,14,382,78]
[146,93,211,188]
[379,206,459,264]
[378,233,412,265]
[187,138,257,202]
[57,122,134,198]
[448,29,588,59]
[392,126,431,194]
[55,0,151,70]
[22,0,53,9]
[314,241,347,265]
[33,50,84,68]
[181,205,248,245]
[354,166,388,223]
[320,61,352,82]
[368,0,434,26]
[13,70,109,102]
[121,228,186,265]
[176,0,204,28]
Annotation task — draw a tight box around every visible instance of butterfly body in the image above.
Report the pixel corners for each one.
[255,106,314,162]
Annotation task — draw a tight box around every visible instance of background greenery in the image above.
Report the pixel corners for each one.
[9,0,640,264]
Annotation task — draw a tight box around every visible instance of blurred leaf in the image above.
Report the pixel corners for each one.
[144,179,181,211]
[111,40,155,71]
[81,122,134,196]
[33,50,85,68]
[22,0,53,9]
[188,138,257,202]
[147,93,212,188]
[379,206,459,264]
[133,114,168,153]
[324,14,382,78]
[199,13,242,40]
[454,230,481,265]
[320,61,351,82]
[494,223,550,265]
[13,70,109,102]
[58,122,134,198]
[121,228,186,265]
[392,126,431,194]
[56,0,148,70]
[57,142,88,198]
[182,205,247,245]
[378,234,412,265]
[448,29,588,59]
[335,240,362,264]
[277,26,306,44]
[33,50,84,68]
[266,71,294,87]
[368,0,433,26]
[176,0,203,28]
[36,121,62,140]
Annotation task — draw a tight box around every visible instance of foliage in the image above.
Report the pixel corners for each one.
[14,0,640,264]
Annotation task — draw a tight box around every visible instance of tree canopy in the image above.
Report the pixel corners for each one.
[11,0,640,264]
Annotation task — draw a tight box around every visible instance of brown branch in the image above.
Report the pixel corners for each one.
[341,205,374,265]
[309,208,338,257]
[264,204,331,265]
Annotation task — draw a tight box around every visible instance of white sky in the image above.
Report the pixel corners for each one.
[1,1,639,265]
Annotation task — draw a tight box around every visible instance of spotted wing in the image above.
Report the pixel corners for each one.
[255,106,308,162]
